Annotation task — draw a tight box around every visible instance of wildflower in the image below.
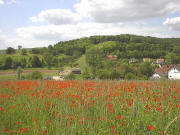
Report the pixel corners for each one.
[72,101,75,104]
[46,121,53,124]
[9,130,17,135]
[9,105,14,109]
[32,118,36,123]
[128,102,132,107]
[148,125,153,131]
[4,128,9,132]
[110,126,115,133]
[145,104,150,110]
[56,91,60,96]
[24,127,29,133]
[116,115,122,120]
[16,121,21,125]
[42,130,47,134]
[107,103,112,109]
[120,122,125,126]
[19,128,23,133]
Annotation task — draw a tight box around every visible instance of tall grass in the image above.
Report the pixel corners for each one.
[0,80,179,135]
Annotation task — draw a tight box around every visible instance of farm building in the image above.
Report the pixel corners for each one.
[107,55,117,60]
[129,58,137,63]
[151,64,173,79]
[72,68,81,74]
[168,65,180,80]
[156,59,165,64]
[150,73,161,80]
[143,58,151,62]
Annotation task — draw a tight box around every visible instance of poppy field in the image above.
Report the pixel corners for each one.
[0,80,179,135]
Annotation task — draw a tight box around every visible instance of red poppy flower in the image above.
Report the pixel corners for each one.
[148,125,153,131]
[19,128,23,133]
[42,130,47,134]
[4,128,9,132]
[16,121,20,125]
[116,115,121,120]
[111,126,115,133]
[24,127,29,132]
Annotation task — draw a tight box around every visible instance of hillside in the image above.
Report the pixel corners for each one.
[1,34,180,80]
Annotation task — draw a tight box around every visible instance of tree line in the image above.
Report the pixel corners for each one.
[1,34,180,80]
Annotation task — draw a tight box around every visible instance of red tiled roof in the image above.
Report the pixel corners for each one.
[155,64,173,75]
[107,55,117,59]
[143,58,151,62]
[156,59,164,63]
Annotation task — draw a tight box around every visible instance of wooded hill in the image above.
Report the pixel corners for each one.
[1,34,180,80]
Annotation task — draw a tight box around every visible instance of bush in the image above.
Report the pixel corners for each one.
[6,47,16,54]
[4,57,13,69]
[21,49,27,55]
[125,72,136,80]
[23,71,43,80]
[31,71,43,80]
[65,73,75,80]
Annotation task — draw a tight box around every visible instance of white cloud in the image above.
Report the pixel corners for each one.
[0,29,8,49]
[0,29,28,50]
[0,0,17,5]
[163,17,180,31]
[14,22,178,49]
[7,0,17,4]
[74,0,180,23]
[30,9,81,25]
[0,0,4,5]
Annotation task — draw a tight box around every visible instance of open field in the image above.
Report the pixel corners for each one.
[0,69,59,80]
[0,80,179,135]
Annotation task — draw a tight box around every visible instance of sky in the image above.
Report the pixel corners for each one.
[0,0,180,49]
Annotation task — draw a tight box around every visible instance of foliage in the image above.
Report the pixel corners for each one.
[1,34,180,80]
[28,71,43,80]
[125,72,136,80]
[65,72,76,80]
[31,56,42,68]
[4,57,13,69]
[138,62,153,79]
[43,53,54,69]
[165,53,180,64]
[21,49,27,55]
[18,45,22,50]
[31,48,41,54]
[17,66,23,80]
[6,47,15,54]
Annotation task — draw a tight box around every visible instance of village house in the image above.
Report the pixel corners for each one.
[72,68,81,74]
[143,58,151,62]
[156,58,165,64]
[129,58,137,63]
[107,55,117,60]
[168,65,180,80]
[150,64,173,79]
[150,73,161,79]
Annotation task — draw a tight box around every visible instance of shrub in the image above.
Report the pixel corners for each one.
[125,72,136,80]
[65,73,75,80]
[31,71,43,80]
[23,71,43,80]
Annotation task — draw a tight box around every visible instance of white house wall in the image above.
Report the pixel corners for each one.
[168,69,180,80]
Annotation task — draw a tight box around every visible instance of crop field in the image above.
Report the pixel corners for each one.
[0,69,59,80]
[0,80,179,135]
